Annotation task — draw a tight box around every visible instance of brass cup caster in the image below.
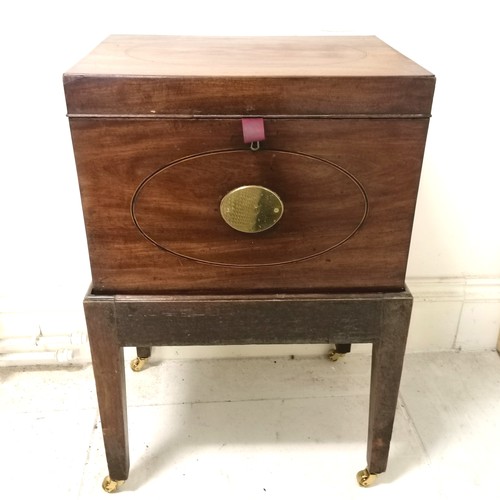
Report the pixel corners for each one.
[102,476,125,493]
[130,356,148,372]
[328,349,345,362]
[356,468,377,487]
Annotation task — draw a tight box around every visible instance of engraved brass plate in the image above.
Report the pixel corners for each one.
[220,185,284,233]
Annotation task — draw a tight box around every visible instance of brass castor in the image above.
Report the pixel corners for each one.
[327,348,345,362]
[102,476,125,493]
[130,356,148,372]
[356,468,377,487]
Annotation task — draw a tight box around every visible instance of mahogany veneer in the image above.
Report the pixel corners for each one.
[65,35,434,490]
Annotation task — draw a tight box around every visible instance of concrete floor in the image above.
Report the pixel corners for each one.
[1,350,499,499]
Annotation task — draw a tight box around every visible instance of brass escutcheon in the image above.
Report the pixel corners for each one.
[220,185,284,233]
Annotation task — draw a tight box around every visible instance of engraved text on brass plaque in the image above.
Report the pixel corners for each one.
[220,185,284,233]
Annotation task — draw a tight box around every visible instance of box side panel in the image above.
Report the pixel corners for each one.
[64,75,435,117]
[69,118,430,294]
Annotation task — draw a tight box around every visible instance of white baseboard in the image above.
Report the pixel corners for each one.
[407,278,500,352]
[1,278,499,365]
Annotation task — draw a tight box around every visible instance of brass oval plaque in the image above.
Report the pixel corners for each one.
[220,185,284,233]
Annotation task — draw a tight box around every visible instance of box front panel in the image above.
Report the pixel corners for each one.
[70,118,429,294]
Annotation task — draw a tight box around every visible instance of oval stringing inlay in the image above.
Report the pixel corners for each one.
[130,148,368,267]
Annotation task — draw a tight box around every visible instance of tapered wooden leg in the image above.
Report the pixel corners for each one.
[328,343,351,361]
[84,295,129,482]
[136,346,152,359]
[366,295,412,474]
[335,343,351,354]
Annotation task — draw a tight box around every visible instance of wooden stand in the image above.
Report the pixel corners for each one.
[84,287,412,488]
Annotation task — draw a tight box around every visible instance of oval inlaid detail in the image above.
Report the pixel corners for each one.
[131,149,368,267]
[125,40,366,74]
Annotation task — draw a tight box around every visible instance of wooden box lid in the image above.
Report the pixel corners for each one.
[64,35,434,117]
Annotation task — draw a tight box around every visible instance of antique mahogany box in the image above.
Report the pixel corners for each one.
[64,36,434,492]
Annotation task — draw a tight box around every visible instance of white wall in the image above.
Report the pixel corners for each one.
[1,1,499,363]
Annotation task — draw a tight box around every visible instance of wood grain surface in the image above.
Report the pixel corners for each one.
[84,296,129,481]
[85,287,413,479]
[113,292,388,346]
[64,36,434,116]
[66,35,432,77]
[69,118,429,294]
[71,36,431,486]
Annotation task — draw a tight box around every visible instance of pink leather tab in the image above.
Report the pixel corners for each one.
[242,118,265,143]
